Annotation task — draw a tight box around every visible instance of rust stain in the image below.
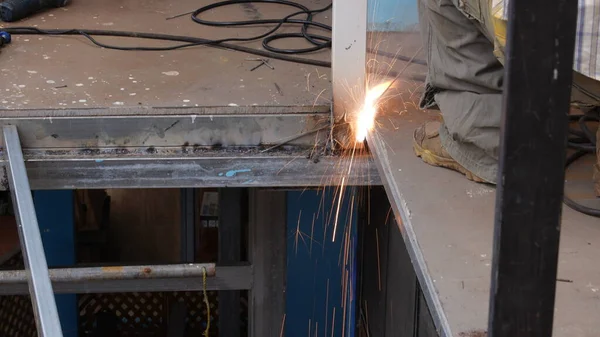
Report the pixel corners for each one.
[459,330,487,337]
[142,267,152,275]
[101,266,124,273]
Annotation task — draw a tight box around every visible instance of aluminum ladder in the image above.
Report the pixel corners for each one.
[2,125,63,336]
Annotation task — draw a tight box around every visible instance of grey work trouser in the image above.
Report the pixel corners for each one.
[418,0,600,184]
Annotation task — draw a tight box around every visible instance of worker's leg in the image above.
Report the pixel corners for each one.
[571,71,600,196]
[416,0,504,183]
[596,125,600,196]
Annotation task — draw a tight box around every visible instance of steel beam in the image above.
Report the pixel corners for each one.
[332,0,367,124]
[0,106,329,149]
[0,265,251,295]
[0,149,380,189]
[2,125,63,337]
[488,0,578,337]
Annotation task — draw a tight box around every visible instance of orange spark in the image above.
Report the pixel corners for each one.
[354,81,393,142]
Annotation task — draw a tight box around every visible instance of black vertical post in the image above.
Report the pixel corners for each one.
[488,1,578,337]
[180,189,196,263]
[219,188,243,337]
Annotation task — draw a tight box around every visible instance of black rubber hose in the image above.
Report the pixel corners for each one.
[2,27,427,82]
[564,112,600,217]
[191,0,332,54]
[3,27,333,67]
[3,0,428,68]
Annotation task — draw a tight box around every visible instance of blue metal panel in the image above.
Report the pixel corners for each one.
[368,0,418,31]
[286,188,358,337]
[33,190,78,337]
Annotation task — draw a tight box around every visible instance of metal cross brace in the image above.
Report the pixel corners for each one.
[2,125,63,337]
[246,58,274,71]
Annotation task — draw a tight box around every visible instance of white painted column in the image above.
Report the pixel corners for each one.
[331,0,367,127]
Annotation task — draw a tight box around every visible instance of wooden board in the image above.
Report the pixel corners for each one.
[368,106,600,337]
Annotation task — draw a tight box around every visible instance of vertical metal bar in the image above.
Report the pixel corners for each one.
[249,189,286,337]
[2,125,63,337]
[331,0,367,125]
[488,1,578,336]
[219,188,243,337]
[180,188,195,263]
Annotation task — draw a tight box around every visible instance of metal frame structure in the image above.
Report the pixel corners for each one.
[0,92,375,337]
[0,0,584,335]
[0,106,378,190]
[0,1,375,336]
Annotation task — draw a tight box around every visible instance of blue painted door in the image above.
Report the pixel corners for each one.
[34,190,78,337]
[286,188,358,337]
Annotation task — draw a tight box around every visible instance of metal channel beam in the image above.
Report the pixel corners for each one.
[0,265,252,295]
[0,149,380,189]
[488,1,578,337]
[2,125,63,337]
[332,0,367,123]
[0,107,329,149]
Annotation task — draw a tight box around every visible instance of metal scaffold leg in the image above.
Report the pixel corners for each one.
[2,125,63,337]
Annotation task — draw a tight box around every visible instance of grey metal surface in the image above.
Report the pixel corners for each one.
[367,111,451,337]
[2,125,63,337]
[0,0,331,110]
[0,265,252,295]
[367,108,600,337]
[0,148,379,189]
[0,106,329,118]
[0,263,217,283]
[0,110,328,149]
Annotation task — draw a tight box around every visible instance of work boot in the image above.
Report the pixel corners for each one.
[413,121,487,183]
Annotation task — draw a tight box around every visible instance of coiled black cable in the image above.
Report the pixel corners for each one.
[5,0,333,64]
[191,0,332,54]
[4,26,333,67]
[3,0,427,69]
[565,111,600,217]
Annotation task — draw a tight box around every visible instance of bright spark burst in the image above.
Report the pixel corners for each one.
[354,81,393,143]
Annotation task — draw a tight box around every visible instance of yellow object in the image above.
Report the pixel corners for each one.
[490,1,507,66]
[202,267,210,337]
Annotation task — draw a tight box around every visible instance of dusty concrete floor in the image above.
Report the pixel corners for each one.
[0,0,333,109]
[0,0,426,111]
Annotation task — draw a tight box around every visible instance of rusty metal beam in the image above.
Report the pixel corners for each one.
[0,265,250,295]
[0,263,216,283]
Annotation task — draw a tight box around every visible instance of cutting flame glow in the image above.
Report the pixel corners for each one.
[354,81,393,142]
